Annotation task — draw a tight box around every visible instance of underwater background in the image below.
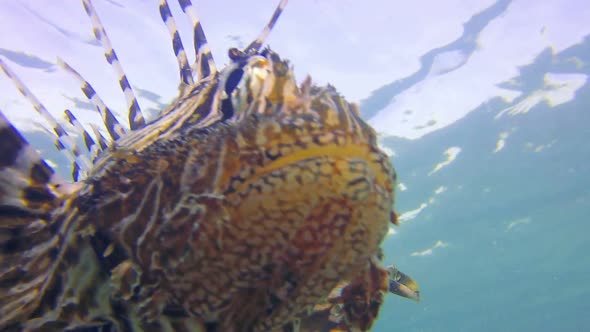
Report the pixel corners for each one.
[1,0,589,331]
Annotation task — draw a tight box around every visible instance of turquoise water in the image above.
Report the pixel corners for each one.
[369,36,590,332]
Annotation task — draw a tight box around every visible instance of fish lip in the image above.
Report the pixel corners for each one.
[391,282,420,302]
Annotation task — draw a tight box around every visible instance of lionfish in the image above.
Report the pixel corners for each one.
[0,0,420,331]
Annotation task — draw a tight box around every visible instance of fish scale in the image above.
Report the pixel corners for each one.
[0,1,420,331]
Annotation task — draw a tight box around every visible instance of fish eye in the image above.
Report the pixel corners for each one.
[220,65,245,120]
[224,66,244,95]
[219,54,269,121]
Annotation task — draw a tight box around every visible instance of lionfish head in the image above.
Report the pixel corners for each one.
[215,47,298,122]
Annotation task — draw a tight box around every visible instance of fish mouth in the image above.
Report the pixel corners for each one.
[388,267,420,301]
[228,141,394,195]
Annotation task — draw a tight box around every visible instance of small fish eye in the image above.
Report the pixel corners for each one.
[228,47,246,61]
[220,66,244,121]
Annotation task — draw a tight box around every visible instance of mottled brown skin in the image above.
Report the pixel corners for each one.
[300,259,390,332]
[0,4,402,329]
[1,51,397,331]
[71,69,396,330]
